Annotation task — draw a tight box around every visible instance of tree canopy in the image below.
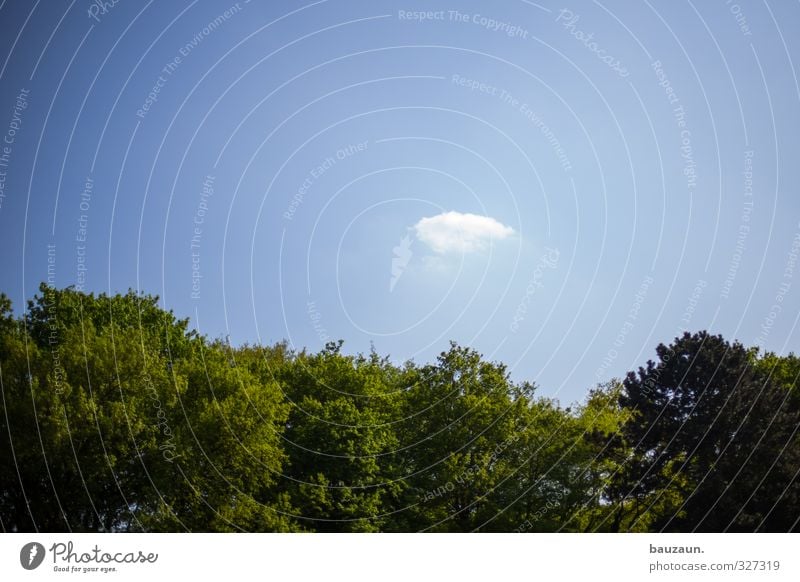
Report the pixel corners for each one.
[1,285,798,532]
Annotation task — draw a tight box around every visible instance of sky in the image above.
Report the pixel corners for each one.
[0,0,799,404]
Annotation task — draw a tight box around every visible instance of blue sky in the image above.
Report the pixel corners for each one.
[1,0,799,403]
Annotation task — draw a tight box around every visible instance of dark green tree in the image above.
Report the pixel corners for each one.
[611,331,800,532]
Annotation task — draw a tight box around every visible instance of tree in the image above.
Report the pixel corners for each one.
[1,285,181,531]
[611,331,800,532]
[712,351,800,531]
[395,344,530,531]
[273,342,405,532]
[0,286,295,532]
[140,340,296,532]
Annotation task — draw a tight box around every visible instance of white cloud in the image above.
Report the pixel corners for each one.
[413,211,515,254]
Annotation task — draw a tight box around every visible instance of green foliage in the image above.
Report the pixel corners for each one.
[275,345,405,532]
[609,331,800,532]
[1,288,798,532]
[398,343,526,531]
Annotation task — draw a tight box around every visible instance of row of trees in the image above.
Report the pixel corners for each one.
[1,285,798,532]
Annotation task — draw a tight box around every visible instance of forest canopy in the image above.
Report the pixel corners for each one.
[1,284,798,532]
